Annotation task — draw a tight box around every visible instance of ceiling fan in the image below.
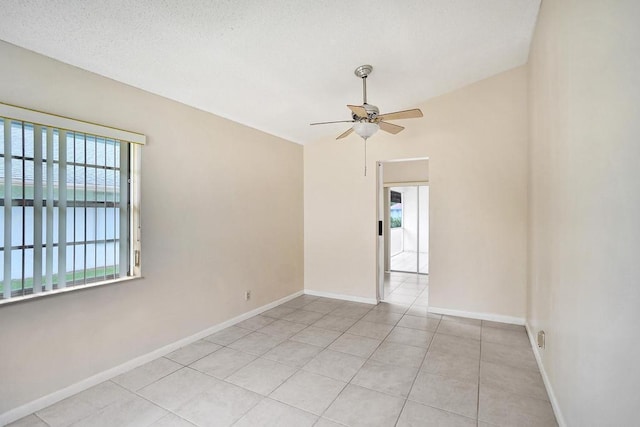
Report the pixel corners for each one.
[310,64,424,141]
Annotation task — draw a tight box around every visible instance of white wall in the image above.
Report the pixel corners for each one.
[0,41,304,415]
[527,1,640,425]
[389,228,403,257]
[419,185,429,273]
[399,187,419,253]
[305,66,528,317]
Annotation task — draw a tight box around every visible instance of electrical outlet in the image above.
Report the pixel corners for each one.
[244,291,251,301]
[537,330,546,349]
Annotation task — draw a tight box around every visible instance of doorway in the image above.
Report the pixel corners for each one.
[388,185,429,274]
[376,158,429,303]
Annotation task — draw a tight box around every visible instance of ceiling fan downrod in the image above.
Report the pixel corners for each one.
[354,64,373,106]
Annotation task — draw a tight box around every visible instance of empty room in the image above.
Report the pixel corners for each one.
[0,1,638,426]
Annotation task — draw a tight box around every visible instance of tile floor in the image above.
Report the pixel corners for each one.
[389,251,428,274]
[10,274,557,427]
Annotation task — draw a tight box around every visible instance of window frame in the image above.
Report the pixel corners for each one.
[0,103,144,305]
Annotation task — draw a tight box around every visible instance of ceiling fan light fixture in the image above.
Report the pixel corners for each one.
[353,121,379,139]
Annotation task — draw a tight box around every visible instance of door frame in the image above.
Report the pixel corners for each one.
[376,158,429,302]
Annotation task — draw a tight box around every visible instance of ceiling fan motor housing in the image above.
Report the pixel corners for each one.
[352,103,379,121]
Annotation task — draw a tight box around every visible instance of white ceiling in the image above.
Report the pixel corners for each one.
[0,0,540,144]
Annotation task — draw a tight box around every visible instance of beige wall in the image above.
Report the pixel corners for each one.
[527,1,640,425]
[383,159,429,183]
[304,66,528,317]
[0,41,303,414]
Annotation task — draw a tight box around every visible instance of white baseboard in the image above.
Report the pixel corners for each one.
[0,290,304,426]
[428,306,525,325]
[525,323,566,427]
[304,289,377,305]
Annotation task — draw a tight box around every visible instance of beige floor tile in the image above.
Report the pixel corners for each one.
[385,326,434,348]
[346,319,394,340]
[262,306,297,319]
[113,357,182,391]
[329,305,371,319]
[409,371,478,419]
[137,368,219,411]
[351,359,418,397]
[422,350,480,384]
[430,333,481,359]
[314,418,345,427]
[385,293,416,305]
[281,309,326,325]
[226,357,297,395]
[328,333,382,358]
[235,315,276,331]
[290,326,342,347]
[227,332,284,356]
[257,319,307,339]
[371,302,409,314]
[398,315,440,332]
[482,320,526,332]
[393,283,424,297]
[304,300,343,314]
[302,349,367,382]
[405,306,431,318]
[312,315,359,332]
[71,394,167,427]
[190,347,257,379]
[203,325,251,345]
[324,384,405,427]
[6,415,47,427]
[437,320,481,340]
[397,400,477,427]
[270,370,346,415]
[263,340,323,367]
[481,326,530,348]
[440,315,482,326]
[36,381,130,427]
[233,398,317,427]
[478,385,557,427]
[392,286,424,297]
[174,378,262,427]
[149,413,194,427]
[480,361,548,401]
[165,340,222,365]
[282,295,317,309]
[361,310,404,325]
[481,341,538,371]
[371,341,427,368]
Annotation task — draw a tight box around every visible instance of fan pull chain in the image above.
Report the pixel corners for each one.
[364,137,368,176]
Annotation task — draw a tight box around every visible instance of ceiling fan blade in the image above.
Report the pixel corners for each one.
[347,104,368,118]
[310,120,355,126]
[379,121,405,135]
[378,108,423,121]
[336,127,354,140]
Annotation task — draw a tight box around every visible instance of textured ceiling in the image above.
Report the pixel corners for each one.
[0,0,540,144]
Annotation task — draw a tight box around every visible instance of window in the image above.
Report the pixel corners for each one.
[390,190,402,228]
[0,103,144,303]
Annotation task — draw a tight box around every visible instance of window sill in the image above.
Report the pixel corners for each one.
[0,275,144,307]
